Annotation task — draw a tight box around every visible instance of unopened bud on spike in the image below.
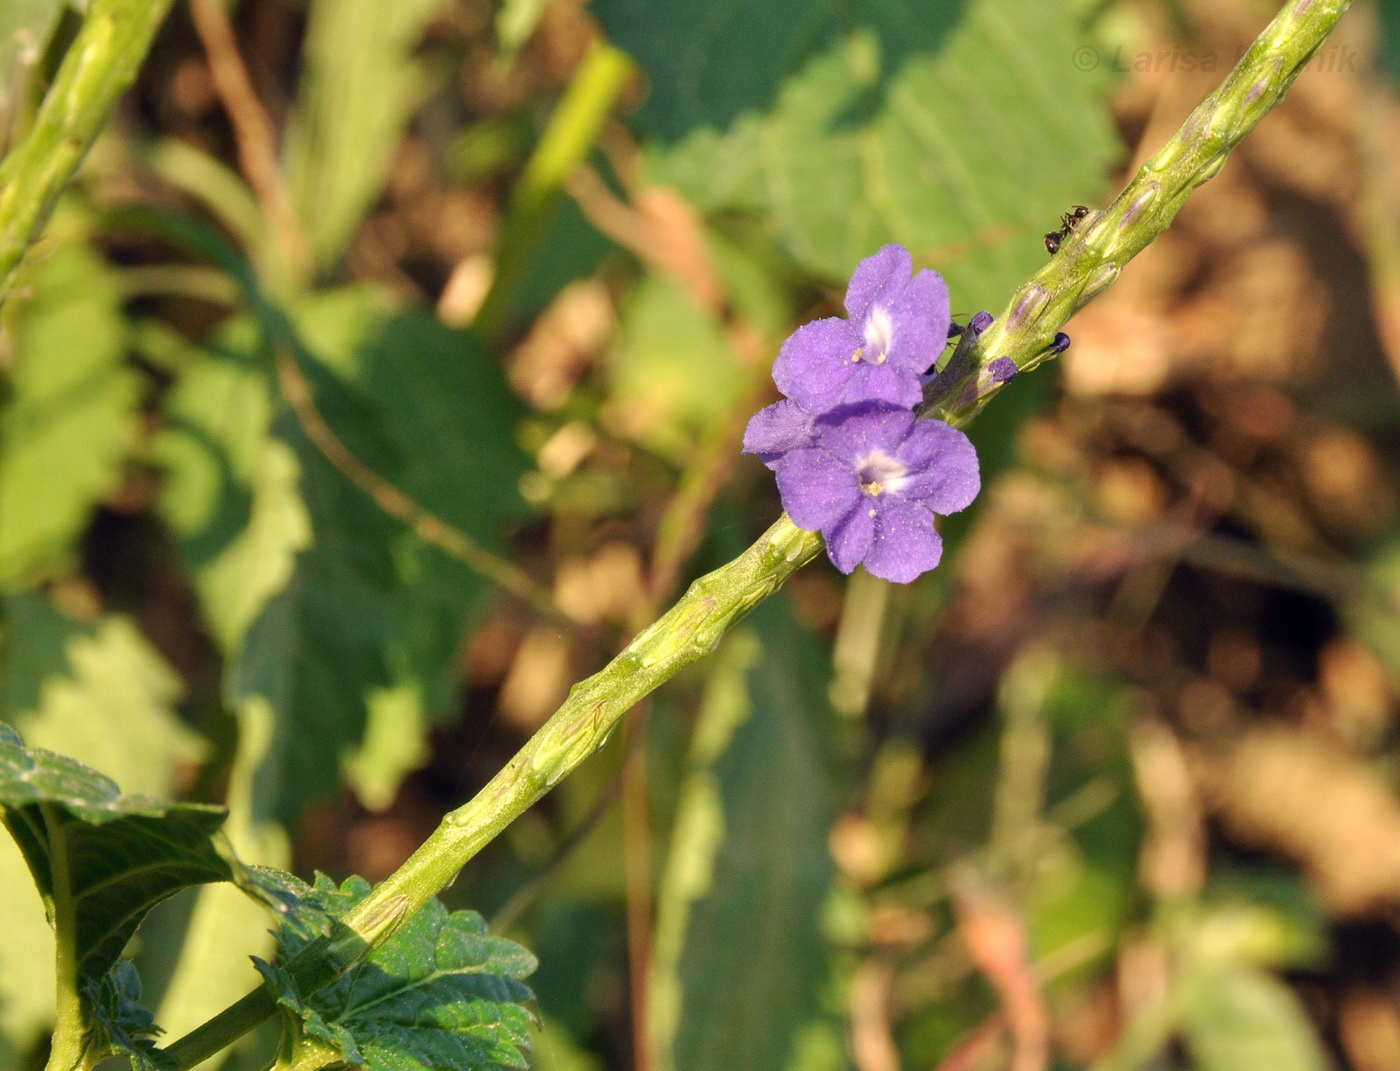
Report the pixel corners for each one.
[987,357,1019,384]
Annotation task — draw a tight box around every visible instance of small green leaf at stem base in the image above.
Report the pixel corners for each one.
[255,875,537,1071]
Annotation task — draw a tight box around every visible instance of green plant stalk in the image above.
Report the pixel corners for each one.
[42,805,85,1071]
[471,39,632,342]
[162,0,1353,1065]
[0,0,174,309]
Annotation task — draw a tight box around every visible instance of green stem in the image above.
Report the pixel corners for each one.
[470,39,633,342]
[343,516,820,926]
[0,0,175,310]
[43,805,86,1071]
[161,0,1354,1065]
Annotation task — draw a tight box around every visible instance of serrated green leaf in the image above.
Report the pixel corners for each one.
[258,875,537,1071]
[0,242,138,587]
[1,723,222,983]
[287,0,451,267]
[0,594,200,1057]
[86,961,172,1071]
[0,722,321,991]
[1180,967,1330,1071]
[649,598,838,1071]
[629,0,1118,311]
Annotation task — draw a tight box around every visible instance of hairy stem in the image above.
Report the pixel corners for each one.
[161,0,1354,1064]
[0,0,174,309]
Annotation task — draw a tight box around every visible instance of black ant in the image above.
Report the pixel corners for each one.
[1044,205,1090,255]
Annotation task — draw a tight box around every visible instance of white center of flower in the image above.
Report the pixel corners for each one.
[860,305,894,364]
[857,448,908,497]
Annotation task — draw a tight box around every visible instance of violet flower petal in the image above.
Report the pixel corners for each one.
[743,399,814,467]
[865,500,944,582]
[897,420,981,515]
[775,447,861,532]
[885,268,951,374]
[826,505,876,574]
[844,244,912,323]
[772,317,862,411]
[837,361,924,409]
[812,405,915,466]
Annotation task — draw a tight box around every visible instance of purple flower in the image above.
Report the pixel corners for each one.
[772,245,950,413]
[774,404,979,583]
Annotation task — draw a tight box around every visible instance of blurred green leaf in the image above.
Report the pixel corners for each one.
[0,593,202,1057]
[607,271,742,463]
[0,722,310,997]
[591,0,832,141]
[528,1016,602,1071]
[257,874,537,1071]
[297,294,531,735]
[156,330,313,656]
[155,311,389,825]
[1029,672,1140,980]
[287,0,450,268]
[0,807,54,1055]
[649,598,838,1071]
[230,435,396,825]
[0,0,66,129]
[1180,967,1330,1071]
[512,197,617,321]
[636,0,1118,311]
[494,0,548,63]
[0,594,205,791]
[1377,1,1400,81]
[335,304,531,554]
[0,242,137,588]
[342,681,429,814]
[212,288,531,822]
